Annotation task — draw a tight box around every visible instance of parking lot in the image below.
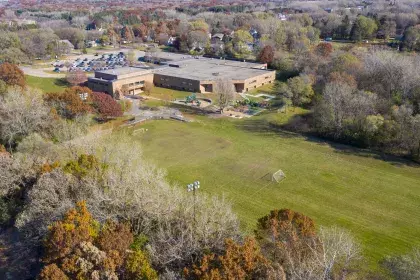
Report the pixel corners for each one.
[21,49,194,78]
[53,51,132,73]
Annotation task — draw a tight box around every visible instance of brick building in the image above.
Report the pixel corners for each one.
[88,58,276,98]
[88,68,154,98]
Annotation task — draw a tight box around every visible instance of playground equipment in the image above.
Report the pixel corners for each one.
[185,93,202,107]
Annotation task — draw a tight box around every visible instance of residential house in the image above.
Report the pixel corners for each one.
[59,40,75,54]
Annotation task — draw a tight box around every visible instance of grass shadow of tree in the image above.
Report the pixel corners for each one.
[236,112,420,168]
[54,78,70,87]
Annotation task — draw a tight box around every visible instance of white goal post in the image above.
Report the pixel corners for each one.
[272,169,286,182]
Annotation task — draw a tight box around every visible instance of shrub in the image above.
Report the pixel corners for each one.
[91,92,123,118]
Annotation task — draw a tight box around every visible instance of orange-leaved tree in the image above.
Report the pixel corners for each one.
[255,209,318,277]
[184,237,283,280]
[0,62,26,88]
[39,201,158,280]
[44,86,93,119]
[42,201,99,264]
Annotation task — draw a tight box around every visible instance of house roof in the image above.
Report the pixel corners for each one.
[59,40,74,48]
[212,33,224,39]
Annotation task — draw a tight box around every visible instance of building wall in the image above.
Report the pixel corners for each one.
[88,79,113,96]
[198,70,276,93]
[154,74,201,92]
[112,73,154,96]
[88,73,154,98]
[242,71,276,92]
[90,68,276,96]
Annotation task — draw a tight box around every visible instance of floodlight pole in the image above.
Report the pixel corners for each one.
[187,181,200,233]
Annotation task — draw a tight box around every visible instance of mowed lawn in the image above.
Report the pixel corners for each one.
[126,111,420,267]
[25,75,68,93]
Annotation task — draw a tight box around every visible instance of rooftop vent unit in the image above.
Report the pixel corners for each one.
[212,72,220,76]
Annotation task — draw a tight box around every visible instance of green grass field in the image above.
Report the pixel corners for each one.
[25,75,68,93]
[147,87,208,101]
[123,109,420,268]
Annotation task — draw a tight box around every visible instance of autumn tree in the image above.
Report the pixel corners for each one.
[0,62,25,88]
[121,25,135,42]
[16,134,240,276]
[286,75,314,106]
[327,72,357,88]
[214,79,236,113]
[0,80,7,95]
[91,91,123,119]
[257,45,275,65]
[314,42,333,57]
[184,237,282,280]
[38,264,69,280]
[133,24,148,39]
[44,86,92,119]
[63,154,103,179]
[66,69,87,86]
[125,246,158,280]
[254,209,362,279]
[42,201,98,264]
[351,16,378,41]
[39,201,157,280]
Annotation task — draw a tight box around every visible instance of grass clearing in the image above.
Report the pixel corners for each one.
[248,83,277,95]
[147,87,208,101]
[142,99,167,108]
[25,75,68,93]
[120,109,420,269]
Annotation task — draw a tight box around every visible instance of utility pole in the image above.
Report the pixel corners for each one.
[187,181,200,232]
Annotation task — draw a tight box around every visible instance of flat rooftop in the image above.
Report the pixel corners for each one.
[95,67,152,79]
[153,58,274,82]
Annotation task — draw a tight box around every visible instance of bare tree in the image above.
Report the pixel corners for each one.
[143,81,154,95]
[127,50,136,66]
[214,79,236,113]
[15,133,241,272]
[383,247,420,280]
[315,227,361,280]
[0,87,51,147]
[66,69,87,86]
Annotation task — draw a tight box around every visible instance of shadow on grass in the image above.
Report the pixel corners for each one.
[166,102,219,116]
[236,113,420,168]
[328,141,420,168]
[235,118,300,139]
[54,78,70,87]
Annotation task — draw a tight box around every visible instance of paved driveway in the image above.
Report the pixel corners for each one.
[20,66,65,78]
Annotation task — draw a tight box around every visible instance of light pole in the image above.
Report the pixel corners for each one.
[187,181,200,231]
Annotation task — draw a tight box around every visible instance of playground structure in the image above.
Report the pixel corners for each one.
[173,93,213,109]
[185,93,201,107]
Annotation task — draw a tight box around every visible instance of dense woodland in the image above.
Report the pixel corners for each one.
[1,0,420,279]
